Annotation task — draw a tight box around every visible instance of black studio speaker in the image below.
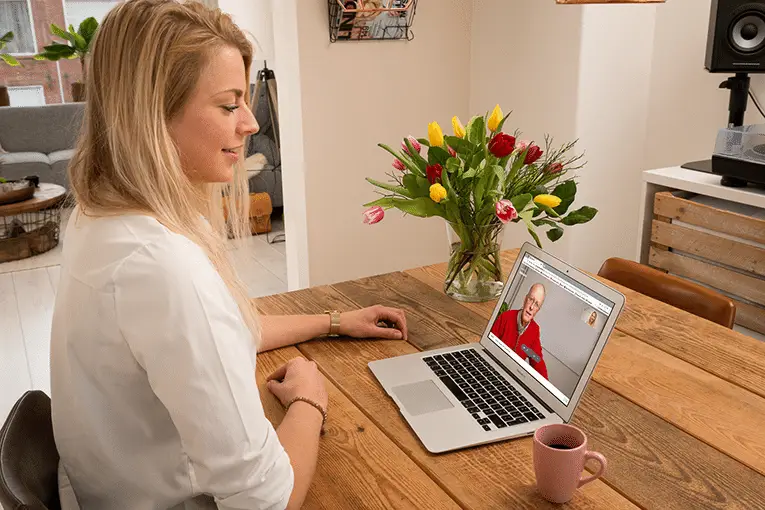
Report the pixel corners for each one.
[706,0,765,73]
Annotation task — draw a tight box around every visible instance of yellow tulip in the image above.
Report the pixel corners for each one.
[487,104,503,132]
[534,194,562,209]
[428,121,444,147]
[429,183,447,203]
[452,116,466,138]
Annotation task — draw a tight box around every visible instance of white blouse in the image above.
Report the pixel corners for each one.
[50,208,294,510]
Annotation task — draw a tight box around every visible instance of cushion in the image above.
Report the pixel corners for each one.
[0,103,84,153]
[0,151,49,164]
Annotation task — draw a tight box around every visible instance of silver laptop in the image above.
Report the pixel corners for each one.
[369,242,625,453]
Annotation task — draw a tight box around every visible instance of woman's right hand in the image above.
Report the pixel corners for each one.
[266,357,328,410]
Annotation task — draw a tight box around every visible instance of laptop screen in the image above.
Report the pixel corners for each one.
[486,252,615,406]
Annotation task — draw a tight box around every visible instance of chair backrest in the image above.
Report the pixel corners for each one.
[598,257,736,329]
[0,391,61,510]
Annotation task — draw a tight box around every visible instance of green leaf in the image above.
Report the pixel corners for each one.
[547,228,564,242]
[378,144,423,177]
[446,157,461,173]
[363,197,396,208]
[33,51,65,61]
[0,54,20,66]
[462,168,477,179]
[518,209,534,224]
[68,24,77,35]
[537,204,561,218]
[78,17,99,43]
[466,115,486,146]
[402,174,420,196]
[43,43,75,54]
[391,197,445,218]
[427,146,450,166]
[532,218,557,228]
[510,193,533,212]
[561,206,598,226]
[415,176,431,196]
[365,178,412,198]
[552,180,577,215]
[416,138,431,148]
[73,33,87,53]
[51,24,74,43]
[0,31,13,45]
[444,136,476,155]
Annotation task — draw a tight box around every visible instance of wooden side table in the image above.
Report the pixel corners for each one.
[0,183,67,263]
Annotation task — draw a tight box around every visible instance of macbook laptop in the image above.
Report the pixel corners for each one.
[369,242,625,453]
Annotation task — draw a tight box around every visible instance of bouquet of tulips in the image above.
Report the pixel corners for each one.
[362,105,597,301]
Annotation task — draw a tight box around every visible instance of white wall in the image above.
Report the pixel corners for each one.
[276,0,474,287]
[218,0,276,76]
[469,0,583,263]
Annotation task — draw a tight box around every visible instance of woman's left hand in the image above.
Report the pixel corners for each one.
[339,305,408,341]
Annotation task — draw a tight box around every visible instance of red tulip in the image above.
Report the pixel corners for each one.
[426,163,443,185]
[448,146,457,158]
[402,135,421,155]
[392,159,406,171]
[488,133,516,158]
[524,145,543,165]
[495,200,518,224]
[546,162,563,174]
[362,206,384,225]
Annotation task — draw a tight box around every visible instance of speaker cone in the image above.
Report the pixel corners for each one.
[730,11,765,53]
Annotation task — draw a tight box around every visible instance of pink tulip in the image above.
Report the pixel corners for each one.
[363,206,385,225]
[392,159,406,171]
[402,135,421,155]
[516,140,530,153]
[495,199,518,224]
[448,146,457,158]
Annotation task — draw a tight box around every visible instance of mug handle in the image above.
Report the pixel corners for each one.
[578,451,607,487]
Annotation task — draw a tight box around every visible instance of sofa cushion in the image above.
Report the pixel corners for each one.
[0,151,49,165]
[0,103,84,153]
[49,149,74,164]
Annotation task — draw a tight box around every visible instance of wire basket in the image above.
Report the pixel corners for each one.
[0,207,62,263]
[329,0,417,42]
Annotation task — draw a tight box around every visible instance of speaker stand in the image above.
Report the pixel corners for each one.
[717,72,751,187]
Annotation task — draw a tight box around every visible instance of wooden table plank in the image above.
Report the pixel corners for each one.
[257,288,637,510]
[593,331,765,477]
[345,268,765,508]
[254,345,462,509]
[406,250,765,401]
[573,382,765,510]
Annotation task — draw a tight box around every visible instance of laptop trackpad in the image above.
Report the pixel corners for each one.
[393,380,454,416]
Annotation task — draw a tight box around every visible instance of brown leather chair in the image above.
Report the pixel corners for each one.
[598,257,736,329]
[0,391,61,510]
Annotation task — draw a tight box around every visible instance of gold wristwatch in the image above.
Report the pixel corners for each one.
[324,310,341,338]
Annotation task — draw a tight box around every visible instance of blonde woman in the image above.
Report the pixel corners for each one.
[50,1,408,509]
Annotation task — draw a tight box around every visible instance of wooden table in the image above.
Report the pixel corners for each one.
[253,249,765,509]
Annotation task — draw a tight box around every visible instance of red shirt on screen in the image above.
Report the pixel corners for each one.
[490,309,548,379]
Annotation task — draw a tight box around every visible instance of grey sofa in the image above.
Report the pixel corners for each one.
[247,82,282,208]
[0,103,84,189]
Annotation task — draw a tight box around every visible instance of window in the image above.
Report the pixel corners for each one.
[0,0,35,54]
[8,86,46,106]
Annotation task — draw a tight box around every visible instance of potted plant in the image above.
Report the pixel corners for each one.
[363,104,597,302]
[0,31,22,107]
[34,18,99,102]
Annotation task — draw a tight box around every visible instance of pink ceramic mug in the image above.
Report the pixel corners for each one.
[533,424,607,504]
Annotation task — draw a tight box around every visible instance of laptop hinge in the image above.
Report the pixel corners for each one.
[481,346,555,414]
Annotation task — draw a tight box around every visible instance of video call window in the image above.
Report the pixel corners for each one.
[487,254,614,405]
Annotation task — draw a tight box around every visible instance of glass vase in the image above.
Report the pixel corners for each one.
[444,221,505,302]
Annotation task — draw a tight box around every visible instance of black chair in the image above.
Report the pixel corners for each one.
[0,391,61,510]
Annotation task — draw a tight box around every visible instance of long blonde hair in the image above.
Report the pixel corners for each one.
[68,0,260,340]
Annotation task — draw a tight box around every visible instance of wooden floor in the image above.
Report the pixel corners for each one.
[0,214,287,424]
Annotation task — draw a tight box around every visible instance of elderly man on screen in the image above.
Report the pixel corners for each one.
[490,283,549,379]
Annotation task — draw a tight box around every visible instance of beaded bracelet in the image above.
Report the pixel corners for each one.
[286,396,328,428]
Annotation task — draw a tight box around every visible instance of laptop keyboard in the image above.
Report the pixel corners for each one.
[423,349,545,432]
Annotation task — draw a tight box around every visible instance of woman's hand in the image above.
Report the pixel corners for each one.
[267,357,328,410]
[339,305,408,341]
